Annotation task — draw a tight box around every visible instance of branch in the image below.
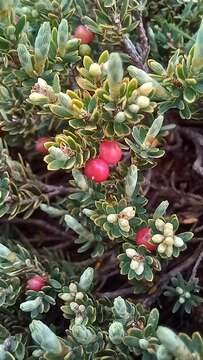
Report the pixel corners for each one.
[143,243,203,309]
[190,250,203,280]
[0,218,70,241]
[137,15,150,61]
[122,35,148,71]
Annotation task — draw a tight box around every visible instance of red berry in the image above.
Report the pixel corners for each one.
[74,25,94,44]
[135,227,157,252]
[35,137,50,155]
[27,275,47,291]
[99,141,122,165]
[84,158,109,183]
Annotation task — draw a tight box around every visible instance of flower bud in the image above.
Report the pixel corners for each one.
[109,321,125,345]
[120,206,135,220]
[118,218,130,232]
[128,104,139,113]
[20,297,42,312]
[184,292,191,299]
[152,234,165,243]
[165,246,173,258]
[155,219,165,232]
[29,93,49,105]
[72,325,95,345]
[59,293,73,302]
[79,305,85,313]
[164,237,174,246]
[163,223,174,237]
[176,287,183,295]
[107,214,118,224]
[79,267,94,291]
[126,248,137,258]
[114,296,128,318]
[136,96,150,108]
[157,326,192,359]
[70,302,79,312]
[30,320,63,354]
[69,283,77,293]
[75,292,84,301]
[173,236,184,248]
[89,63,102,78]
[158,243,167,254]
[179,296,185,304]
[130,259,139,271]
[148,60,166,75]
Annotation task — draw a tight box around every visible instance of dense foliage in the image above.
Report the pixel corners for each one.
[0,0,203,359]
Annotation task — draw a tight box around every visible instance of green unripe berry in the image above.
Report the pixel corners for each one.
[136,96,150,109]
[79,44,91,57]
[89,63,102,78]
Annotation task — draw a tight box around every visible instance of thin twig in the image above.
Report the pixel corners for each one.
[190,250,203,280]
[97,286,133,298]
[137,14,149,61]
[0,218,69,241]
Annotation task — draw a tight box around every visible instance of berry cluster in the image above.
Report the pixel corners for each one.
[84,140,122,183]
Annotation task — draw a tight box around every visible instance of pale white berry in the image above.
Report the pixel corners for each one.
[173,236,184,248]
[152,234,165,243]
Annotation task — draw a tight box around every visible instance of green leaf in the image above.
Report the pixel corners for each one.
[125,165,138,200]
[15,15,26,38]
[183,87,196,103]
[191,19,203,73]
[145,115,164,140]
[153,201,169,219]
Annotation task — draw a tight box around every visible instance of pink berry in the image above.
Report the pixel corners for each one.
[74,25,94,44]
[27,275,47,291]
[35,137,50,155]
[99,141,122,165]
[135,227,157,252]
[84,158,109,183]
